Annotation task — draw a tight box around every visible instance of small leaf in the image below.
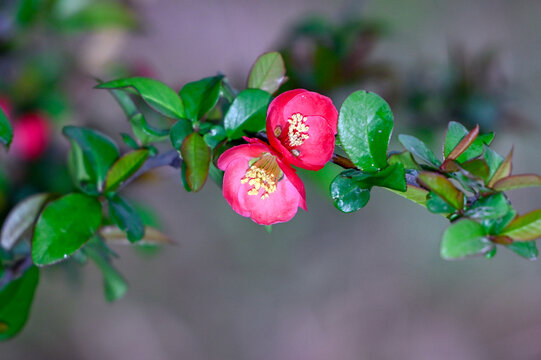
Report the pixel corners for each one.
[398,134,441,167]
[460,159,490,181]
[502,209,541,241]
[338,91,394,172]
[388,151,420,170]
[387,185,428,207]
[441,220,492,260]
[441,125,479,170]
[0,107,13,149]
[105,149,149,192]
[464,193,511,220]
[417,172,464,210]
[493,174,541,191]
[330,174,371,213]
[100,225,174,245]
[487,148,513,187]
[427,192,455,214]
[179,75,223,121]
[180,133,211,192]
[120,133,139,149]
[347,163,406,192]
[0,266,39,340]
[1,194,52,251]
[169,119,193,150]
[63,126,119,191]
[247,52,287,94]
[97,77,185,119]
[505,241,538,260]
[224,89,271,139]
[32,193,102,266]
[203,125,227,149]
[108,195,145,243]
[484,146,504,182]
[84,243,128,302]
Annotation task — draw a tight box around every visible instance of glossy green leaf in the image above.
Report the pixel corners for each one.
[441,220,492,260]
[0,107,12,149]
[445,125,479,161]
[55,2,137,31]
[0,266,39,340]
[347,163,406,192]
[32,193,102,266]
[398,134,441,167]
[67,138,98,194]
[169,119,193,150]
[105,149,149,192]
[180,133,211,192]
[203,125,227,149]
[502,209,541,241]
[247,52,287,94]
[1,194,52,251]
[387,185,428,207]
[427,192,454,214]
[97,77,185,119]
[417,172,464,210]
[388,151,420,170]
[179,75,223,121]
[505,241,538,260]
[338,91,394,172]
[444,122,494,162]
[224,89,271,139]
[330,174,371,213]
[464,193,511,220]
[63,126,119,191]
[108,195,144,243]
[493,174,541,191]
[84,242,128,302]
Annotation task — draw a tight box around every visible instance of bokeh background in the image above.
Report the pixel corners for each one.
[3,0,541,359]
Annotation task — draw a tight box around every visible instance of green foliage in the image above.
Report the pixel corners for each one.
[55,2,138,32]
[0,267,39,340]
[441,220,492,260]
[170,119,193,150]
[180,133,211,192]
[417,172,464,210]
[247,52,287,95]
[32,193,102,266]
[0,108,13,149]
[330,174,370,213]
[179,75,223,121]
[224,89,271,139]
[105,149,149,193]
[398,134,441,167]
[502,210,541,241]
[108,195,144,243]
[338,91,393,172]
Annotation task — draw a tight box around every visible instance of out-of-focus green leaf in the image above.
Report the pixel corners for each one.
[105,149,149,192]
[1,194,52,251]
[443,122,493,162]
[120,133,139,149]
[505,241,538,260]
[55,2,137,32]
[63,126,119,191]
[427,192,454,214]
[0,266,39,340]
[169,119,193,150]
[99,225,174,245]
[180,133,211,192]
[464,193,511,220]
[84,242,127,302]
[502,209,541,241]
[484,146,503,182]
[460,159,490,181]
[247,52,287,94]
[97,77,185,119]
[330,174,370,213]
[387,185,428,207]
[441,220,492,260]
[444,125,479,161]
[388,151,420,170]
[482,208,516,236]
[0,108,13,149]
[108,195,144,243]
[32,193,102,266]
[398,134,441,168]
[179,75,223,121]
[493,174,541,191]
[417,172,464,210]
[487,148,513,187]
[338,91,393,172]
[224,89,271,139]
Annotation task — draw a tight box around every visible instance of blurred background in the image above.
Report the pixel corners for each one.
[2,0,541,359]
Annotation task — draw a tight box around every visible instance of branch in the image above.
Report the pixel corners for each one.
[331,154,356,169]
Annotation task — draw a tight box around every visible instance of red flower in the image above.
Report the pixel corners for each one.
[218,138,307,225]
[12,113,50,161]
[266,89,338,171]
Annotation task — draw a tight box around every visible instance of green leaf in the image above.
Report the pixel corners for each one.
[180,133,211,192]
[203,125,227,149]
[488,148,513,187]
[330,174,371,213]
[505,241,538,260]
[0,107,13,149]
[427,192,454,214]
[502,209,541,241]
[224,89,271,139]
[169,119,193,150]
[338,91,394,172]
[482,208,516,236]
[346,163,406,192]
[387,185,428,207]
[179,75,223,121]
[398,134,441,167]
[97,77,185,119]
[493,174,541,191]
[0,266,39,340]
[388,151,420,170]
[105,149,149,192]
[108,195,144,243]
[417,172,464,210]
[1,194,52,251]
[460,159,490,181]
[444,122,494,162]
[32,193,103,266]
[99,225,174,245]
[484,146,504,182]
[441,220,492,260]
[441,125,479,170]
[55,2,137,31]
[120,133,139,149]
[84,242,128,302]
[464,193,511,220]
[63,126,119,191]
[247,52,287,94]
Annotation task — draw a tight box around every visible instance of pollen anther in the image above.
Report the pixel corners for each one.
[240,153,283,199]
[287,113,309,147]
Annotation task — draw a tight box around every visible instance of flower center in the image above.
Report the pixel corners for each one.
[286,113,309,148]
[240,153,283,199]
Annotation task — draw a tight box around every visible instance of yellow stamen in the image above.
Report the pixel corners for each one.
[240,153,283,199]
[287,113,309,147]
